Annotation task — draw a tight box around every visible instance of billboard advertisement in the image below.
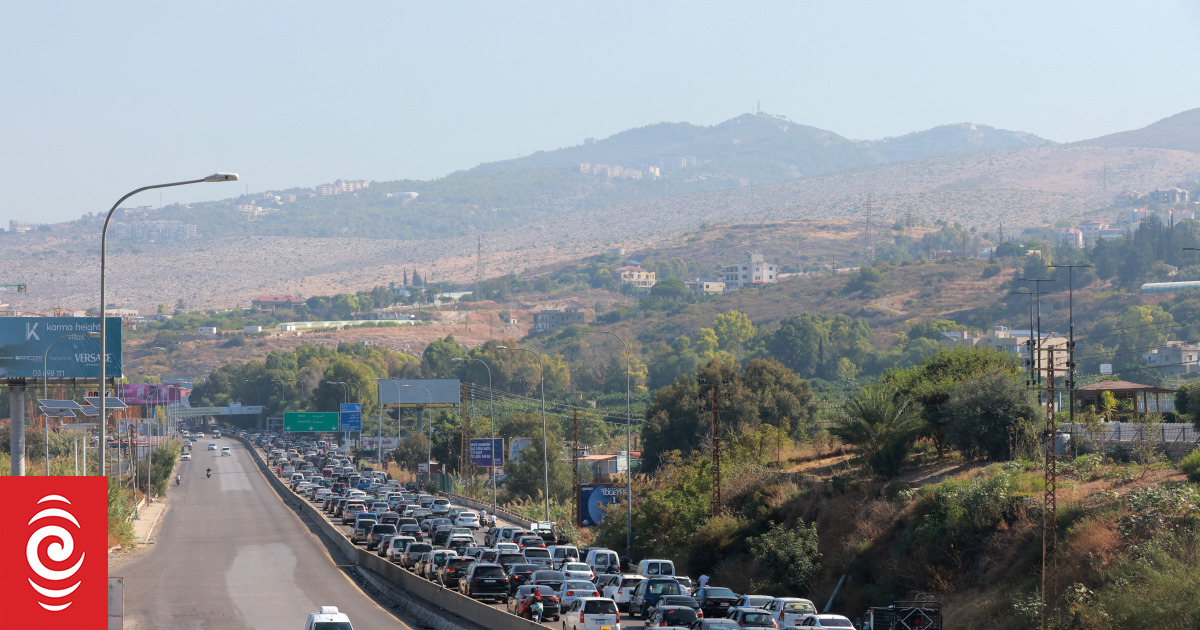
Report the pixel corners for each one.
[118,383,185,405]
[354,437,400,450]
[578,484,626,527]
[509,437,533,464]
[283,412,339,432]
[340,403,362,431]
[0,317,122,379]
[470,438,505,466]
[378,379,460,407]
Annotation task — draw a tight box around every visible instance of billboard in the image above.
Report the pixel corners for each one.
[175,405,263,417]
[340,403,362,431]
[0,317,122,379]
[354,437,400,450]
[509,437,533,464]
[283,411,339,432]
[118,383,185,405]
[378,379,460,407]
[578,484,626,527]
[470,438,505,466]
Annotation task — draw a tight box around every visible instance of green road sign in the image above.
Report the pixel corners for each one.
[283,411,339,432]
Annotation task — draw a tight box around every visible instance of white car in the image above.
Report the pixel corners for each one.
[207,443,217,451]
[180,453,192,461]
[561,562,595,581]
[220,447,231,457]
[495,542,519,554]
[562,596,620,630]
[559,579,600,609]
[455,511,480,529]
[799,613,856,628]
[604,575,644,612]
[386,536,416,562]
[764,597,818,626]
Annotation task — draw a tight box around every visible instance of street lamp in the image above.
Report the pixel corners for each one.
[453,356,498,515]
[43,332,101,475]
[99,173,238,475]
[376,378,403,471]
[329,380,351,454]
[498,345,550,521]
[402,384,433,486]
[590,330,634,557]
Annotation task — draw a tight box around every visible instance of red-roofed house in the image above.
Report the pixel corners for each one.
[251,296,303,312]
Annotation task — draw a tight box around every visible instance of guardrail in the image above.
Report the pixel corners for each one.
[443,492,533,527]
[239,437,546,630]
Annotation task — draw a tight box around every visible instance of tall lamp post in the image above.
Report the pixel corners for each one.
[376,378,403,472]
[498,346,550,521]
[99,173,238,475]
[402,384,433,486]
[590,330,633,557]
[329,380,352,457]
[453,357,498,515]
[43,332,100,475]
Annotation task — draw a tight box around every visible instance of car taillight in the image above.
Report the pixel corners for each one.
[581,612,586,623]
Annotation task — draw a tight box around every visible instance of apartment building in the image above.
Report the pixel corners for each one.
[617,266,657,288]
[533,308,586,333]
[722,251,777,289]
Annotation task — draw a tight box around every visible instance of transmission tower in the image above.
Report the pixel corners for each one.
[1039,345,1060,629]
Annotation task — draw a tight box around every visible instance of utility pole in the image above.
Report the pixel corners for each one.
[1048,264,1092,426]
[460,381,471,484]
[1040,345,1060,630]
[701,381,723,517]
[572,409,580,528]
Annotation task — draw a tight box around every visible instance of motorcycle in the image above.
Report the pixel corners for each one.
[206,468,212,478]
[176,474,181,485]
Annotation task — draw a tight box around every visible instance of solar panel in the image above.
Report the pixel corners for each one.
[84,396,128,410]
[37,399,83,410]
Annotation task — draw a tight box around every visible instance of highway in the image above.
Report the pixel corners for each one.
[116,437,414,630]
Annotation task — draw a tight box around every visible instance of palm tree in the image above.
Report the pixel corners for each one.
[832,385,923,478]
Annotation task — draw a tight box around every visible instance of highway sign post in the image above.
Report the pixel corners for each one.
[339,403,362,431]
[283,411,339,432]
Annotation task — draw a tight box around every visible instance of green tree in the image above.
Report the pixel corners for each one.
[650,277,687,300]
[712,310,756,354]
[747,520,822,594]
[943,372,1039,460]
[830,385,922,478]
[695,328,719,360]
[421,335,468,378]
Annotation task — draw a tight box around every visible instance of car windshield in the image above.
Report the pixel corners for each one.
[703,622,741,629]
[662,608,698,623]
[310,623,353,630]
[706,588,737,598]
[741,612,773,624]
[372,525,396,534]
[820,619,854,627]
[564,580,593,590]
[650,582,681,595]
[783,601,816,614]
[745,596,772,606]
[474,565,505,577]
[584,599,619,614]
[564,563,590,571]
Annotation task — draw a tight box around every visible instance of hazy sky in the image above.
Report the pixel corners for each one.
[4,1,1200,228]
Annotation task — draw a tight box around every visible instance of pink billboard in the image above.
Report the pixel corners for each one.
[118,383,186,405]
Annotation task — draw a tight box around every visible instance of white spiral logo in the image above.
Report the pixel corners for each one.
[26,494,85,612]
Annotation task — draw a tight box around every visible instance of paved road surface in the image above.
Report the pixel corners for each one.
[117,438,413,630]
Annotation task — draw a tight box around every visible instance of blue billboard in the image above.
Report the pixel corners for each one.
[0,317,122,379]
[340,403,362,431]
[469,438,504,466]
[578,484,626,527]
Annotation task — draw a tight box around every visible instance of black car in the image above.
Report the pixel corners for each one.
[696,586,740,618]
[439,557,477,587]
[460,562,509,600]
[649,606,699,628]
[529,569,566,593]
[688,619,742,629]
[366,524,397,550]
[506,563,539,594]
[507,584,561,622]
[653,595,701,617]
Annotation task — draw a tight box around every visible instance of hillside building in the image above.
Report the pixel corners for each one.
[1143,341,1200,376]
[1150,188,1190,204]
[723,251,777,289]
[251,296,303,312]
[685,278,726,295]
[1058,228,1083,248]
[532,308,586,333]
[938,326,1069,372]
[617,266,657,289]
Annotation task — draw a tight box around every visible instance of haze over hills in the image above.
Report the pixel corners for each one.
[1077,108,1200,155]
[6,109,1200,312]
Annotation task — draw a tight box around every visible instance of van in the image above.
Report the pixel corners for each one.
[584,548,620,574]
[636,559,675,577]
[304,605,353,630]
[548,545,580,569]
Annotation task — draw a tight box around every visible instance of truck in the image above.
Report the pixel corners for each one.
[531,520,569,545]
[864,601,942,630]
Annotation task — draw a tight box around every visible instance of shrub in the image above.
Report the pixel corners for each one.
[1180,447,1200,482]
[905,465,1019,549]
[747,520,822,595]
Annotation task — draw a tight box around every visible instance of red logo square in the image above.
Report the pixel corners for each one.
[0,476,109,630]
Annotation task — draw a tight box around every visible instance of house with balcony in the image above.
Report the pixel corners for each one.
[532,308,586,333]
[617,266,657,289]
[722,251,777,289]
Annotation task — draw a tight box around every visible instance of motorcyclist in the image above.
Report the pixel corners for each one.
[206,467,212,478]
[176,474,181,485]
